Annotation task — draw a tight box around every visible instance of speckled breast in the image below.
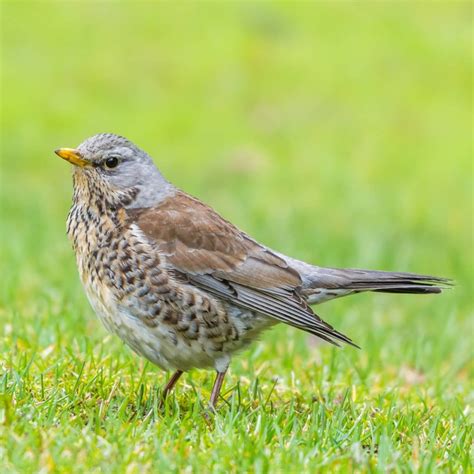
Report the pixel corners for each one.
[66,201,260,371]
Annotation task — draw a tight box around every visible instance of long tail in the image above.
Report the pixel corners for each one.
[281,256,451,305]
[302,267,451,304]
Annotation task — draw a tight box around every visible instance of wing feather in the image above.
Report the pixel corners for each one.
[128,191,356,346]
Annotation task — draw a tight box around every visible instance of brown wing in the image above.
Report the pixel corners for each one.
[128,191,354,346]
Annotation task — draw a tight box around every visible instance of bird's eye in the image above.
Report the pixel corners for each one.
[104,157,119,169]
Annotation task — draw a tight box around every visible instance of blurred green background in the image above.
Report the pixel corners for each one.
[1,2,472,473]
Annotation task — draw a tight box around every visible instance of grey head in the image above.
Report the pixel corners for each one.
[55,133,175,208]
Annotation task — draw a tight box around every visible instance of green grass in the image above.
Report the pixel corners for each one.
[1,2,472,473]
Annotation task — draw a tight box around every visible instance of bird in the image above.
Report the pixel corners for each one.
[55,133,448,409]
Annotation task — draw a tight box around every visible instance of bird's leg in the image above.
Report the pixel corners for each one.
[209,369,228,410]
[161,370,183,405]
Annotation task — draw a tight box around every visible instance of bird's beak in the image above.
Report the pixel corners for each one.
[54,148,89,167]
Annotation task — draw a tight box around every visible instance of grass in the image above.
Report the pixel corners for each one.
[1,2,472,473]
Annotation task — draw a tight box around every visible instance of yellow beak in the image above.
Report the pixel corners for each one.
[54,148,89,167]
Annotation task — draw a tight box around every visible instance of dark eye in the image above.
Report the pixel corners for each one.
[104,157,119,169]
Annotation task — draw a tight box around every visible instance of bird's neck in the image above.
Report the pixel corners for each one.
[67,173,138,255]
[71,171,139,213]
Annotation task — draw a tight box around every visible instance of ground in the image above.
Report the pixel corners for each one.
[1,2,472,473]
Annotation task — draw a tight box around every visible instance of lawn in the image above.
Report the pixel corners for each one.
[1,2,472,473]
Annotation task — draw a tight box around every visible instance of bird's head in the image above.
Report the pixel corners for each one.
[55,133,172,209]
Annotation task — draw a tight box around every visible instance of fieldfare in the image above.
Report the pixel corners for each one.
[55,133,447,408]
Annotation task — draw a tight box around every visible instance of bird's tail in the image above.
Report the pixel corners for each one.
[281,256,451,304]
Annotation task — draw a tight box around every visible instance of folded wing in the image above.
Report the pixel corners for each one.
[128,191,356,346]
